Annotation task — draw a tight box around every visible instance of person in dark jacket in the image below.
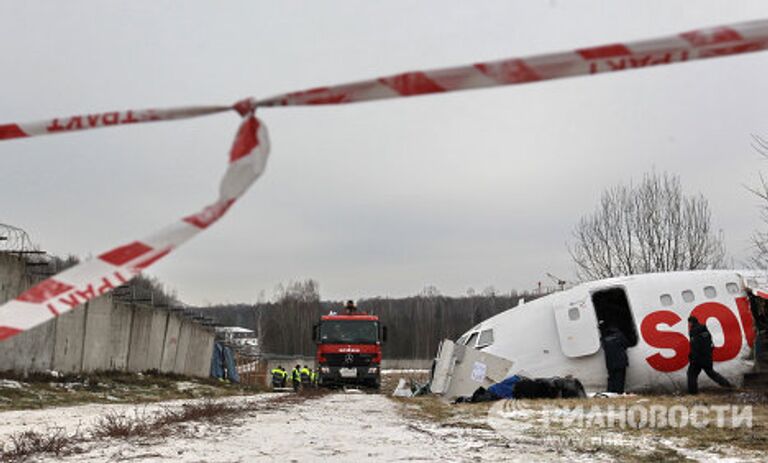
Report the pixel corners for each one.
[343,300,358,314]
[600,324,630,393]
[687,316,733,394]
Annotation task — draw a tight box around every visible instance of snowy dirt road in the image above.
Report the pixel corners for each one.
[1,392,589,462]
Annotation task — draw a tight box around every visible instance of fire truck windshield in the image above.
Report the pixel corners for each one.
[319,320,379,344]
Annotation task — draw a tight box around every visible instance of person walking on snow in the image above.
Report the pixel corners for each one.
[687,316,733,394]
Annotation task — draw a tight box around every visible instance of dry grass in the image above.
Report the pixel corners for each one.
[393,389,768,461]
[510,391,768,452]
[92,399,239,439]
[0,385,329,462]
[394,396,455,422]
[90,390,331,441]
[0,370,263,411]
[1,428,80,461]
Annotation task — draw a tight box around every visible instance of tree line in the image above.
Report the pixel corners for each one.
[189,282,539,359]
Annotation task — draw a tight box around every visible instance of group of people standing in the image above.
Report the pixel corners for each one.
[600,316,733,394]
[270,364,318,390]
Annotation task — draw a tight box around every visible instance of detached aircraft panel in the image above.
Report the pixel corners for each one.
[553,299,600,358]
[431,339,515,400]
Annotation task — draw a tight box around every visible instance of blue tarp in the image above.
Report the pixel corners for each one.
[210,343,225,378]
[223,345,239,383]
[209,342,239,383]
[487,374,522,399]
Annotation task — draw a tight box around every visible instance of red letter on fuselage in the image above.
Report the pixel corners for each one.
[641,310,689,372]
[690,302,742,362]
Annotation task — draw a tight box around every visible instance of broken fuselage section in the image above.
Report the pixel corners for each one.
[447,270,767,393]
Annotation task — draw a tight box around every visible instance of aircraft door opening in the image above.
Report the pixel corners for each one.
[591,287,638,347]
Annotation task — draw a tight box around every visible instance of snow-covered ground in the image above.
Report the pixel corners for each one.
[3,391,760,462]
[0,392,590,462]
[0,394,272,443]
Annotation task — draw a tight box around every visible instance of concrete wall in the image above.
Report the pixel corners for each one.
[52,305,87,373]
[80,297,135,372]
[0,253,215,378]
[173,319,194,374]
[0,254,56,373]
[0,253,31,305]
[159,313,182,373]
[0,319,56,372]
[81,297,113,371]
[107,302,134,371]
[381,359,432,370]
[127,307,168,372]
[183,323,216,378]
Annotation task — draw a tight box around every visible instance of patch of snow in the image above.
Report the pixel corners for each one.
[0,379,26,389]
[175,381,200,391]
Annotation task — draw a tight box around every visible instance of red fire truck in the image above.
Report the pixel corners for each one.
[313,308,387,389]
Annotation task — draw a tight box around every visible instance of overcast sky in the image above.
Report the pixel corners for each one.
[3,1,768,305]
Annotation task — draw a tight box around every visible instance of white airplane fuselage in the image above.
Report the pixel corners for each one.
[456,270,763,392]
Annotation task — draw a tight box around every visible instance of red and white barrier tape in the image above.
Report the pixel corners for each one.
[1,19,767,341]
[0,111,269,340]
[0,105,231,141]
[257,19,768,107]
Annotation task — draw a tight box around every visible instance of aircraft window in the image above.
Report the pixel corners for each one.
[726,282,740,294]
[660,294,673,306]
[682,290,695,303]
[704,286,717,299]
[466,332,479,348]
[568,307,580,321]
[457,334,469,345]
[477,329,494,348]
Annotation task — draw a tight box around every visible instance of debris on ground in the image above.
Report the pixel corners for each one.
[392,378,413,398]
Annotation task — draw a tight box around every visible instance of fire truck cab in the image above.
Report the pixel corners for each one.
[313,310,387,389]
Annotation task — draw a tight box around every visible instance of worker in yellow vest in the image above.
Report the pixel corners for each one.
[270,366,287,389]
[300,365,311,387]
[291,364,301,392]
[310,368,318,388]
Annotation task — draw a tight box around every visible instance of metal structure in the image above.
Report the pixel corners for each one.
[0,223,37,253]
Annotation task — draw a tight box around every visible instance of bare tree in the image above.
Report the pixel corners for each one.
[749,135,768,268]
[569,171,726,280]
[419,285,441,298]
